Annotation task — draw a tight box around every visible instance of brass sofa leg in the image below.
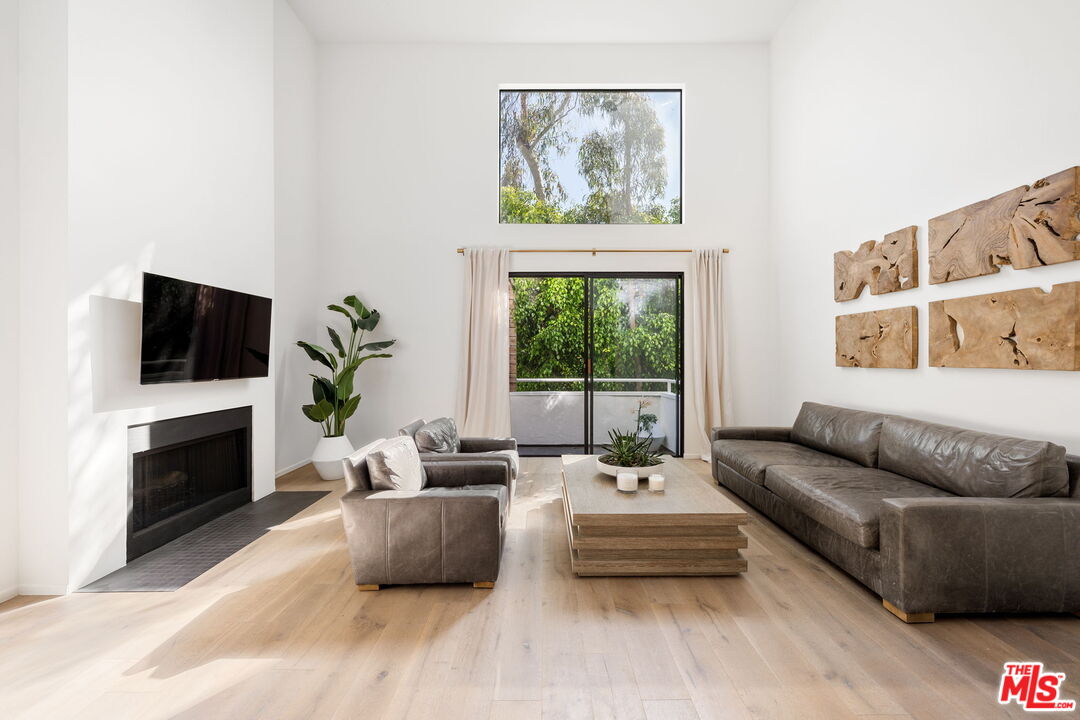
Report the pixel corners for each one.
[883,598,934,623]
[473,581,495,589]
[357,584,380,591]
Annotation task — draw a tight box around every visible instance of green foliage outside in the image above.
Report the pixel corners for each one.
[500,90,681,224]
[512,277,679,392]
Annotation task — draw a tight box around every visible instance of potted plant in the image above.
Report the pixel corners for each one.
[596,427,664,478]
[297,295,395,480]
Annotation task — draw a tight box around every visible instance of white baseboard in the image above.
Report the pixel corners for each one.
[0,585,17,603]
[275,457,311,478]
[17,584,67,596]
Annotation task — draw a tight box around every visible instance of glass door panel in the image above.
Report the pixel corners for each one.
[509,275,587,455]
[509,272,682,457]
[589,276,681,456]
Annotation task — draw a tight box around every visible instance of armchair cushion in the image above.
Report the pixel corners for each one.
[398,418,426,440]
[423,459,513,492]
[365,436,427,491]
[415,417,461,454]
[342,438,383,492]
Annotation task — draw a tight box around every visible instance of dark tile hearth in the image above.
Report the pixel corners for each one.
[79,490,329,593]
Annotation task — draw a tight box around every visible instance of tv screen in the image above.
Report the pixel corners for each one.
[140,272,272,385]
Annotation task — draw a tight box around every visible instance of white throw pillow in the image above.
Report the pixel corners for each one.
[365,436,427,491]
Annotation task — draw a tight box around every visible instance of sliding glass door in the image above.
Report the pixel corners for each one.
[509,273,683,457]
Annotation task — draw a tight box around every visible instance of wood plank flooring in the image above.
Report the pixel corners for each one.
[1,457,1078,719]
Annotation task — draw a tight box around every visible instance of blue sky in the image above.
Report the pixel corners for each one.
[508,90,682,209]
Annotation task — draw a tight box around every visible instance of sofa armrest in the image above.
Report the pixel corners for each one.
[711,427,791,442]
[423,459,511,489]
[879,496,1080,615]
[459,437,518,452]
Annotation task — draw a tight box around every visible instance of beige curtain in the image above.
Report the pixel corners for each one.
[456,247,512,437]
[690,249,732,458]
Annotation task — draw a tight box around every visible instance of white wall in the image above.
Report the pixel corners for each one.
[0,0,19,602]
[60,0,276,590]
[318,44,772,457]
[771,0,1080,452]
[18,0,70,596]
[274,0,322,474]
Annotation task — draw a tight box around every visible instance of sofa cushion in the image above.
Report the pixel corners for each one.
[790,402,887,467]
[712,439,858,486]
[342,438,383,492]
[398,418,426,440]
[764,465,954,549]
[366,436,427,491]
[415,417,461,454]
[879,415,1069,498]
[481,449,519,479]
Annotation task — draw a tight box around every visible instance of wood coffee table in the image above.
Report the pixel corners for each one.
[560,455,750,576]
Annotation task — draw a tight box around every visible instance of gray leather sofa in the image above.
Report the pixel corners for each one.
[712,402,1080,622]
[340,450,512,590]
[399,418,520,480]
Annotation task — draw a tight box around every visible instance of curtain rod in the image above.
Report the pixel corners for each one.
[455,248,730,256]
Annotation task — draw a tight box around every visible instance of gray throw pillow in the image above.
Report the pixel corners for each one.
[365,436,427,491]
[415,417,461,454]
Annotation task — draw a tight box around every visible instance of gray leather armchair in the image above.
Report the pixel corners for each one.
[340,451,511,590]
[399,418,520,480]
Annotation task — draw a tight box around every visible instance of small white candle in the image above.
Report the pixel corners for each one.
[648,474,666,492]
[616,472,638,493]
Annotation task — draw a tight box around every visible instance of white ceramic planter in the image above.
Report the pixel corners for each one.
[312,435,355,481]
[596,456,664,479]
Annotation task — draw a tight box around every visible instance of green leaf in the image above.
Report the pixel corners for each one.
[327,304,353,321]
[302,403,329,423]
[358,339,395,352]
[327,326,346,358]
[344,295,370,319]
[342,394,361,420]
[356,352,392,365]
[354,309,380,331]
[311,376,336,406]
[315,399,335,419]
[337,366,356,400]
[296,340,337,370]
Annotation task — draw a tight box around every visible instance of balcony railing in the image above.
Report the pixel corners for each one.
[514,377,678,393]
[510,378,678,447]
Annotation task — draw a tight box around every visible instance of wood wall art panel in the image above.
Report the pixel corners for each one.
[833,225,918,301]
[929,282,1080,370]
[928,166,1080,284]
[835,306,918,368]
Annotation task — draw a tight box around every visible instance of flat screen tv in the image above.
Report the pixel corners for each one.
[140,272,272,385]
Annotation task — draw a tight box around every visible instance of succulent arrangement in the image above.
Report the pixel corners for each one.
[598,427,663,468]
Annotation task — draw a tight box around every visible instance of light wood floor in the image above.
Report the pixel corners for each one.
[2,458,1078,719]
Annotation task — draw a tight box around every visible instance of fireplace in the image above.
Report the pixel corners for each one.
[127,406,252,561]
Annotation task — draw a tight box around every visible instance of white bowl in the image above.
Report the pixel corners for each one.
[596,456,664,479]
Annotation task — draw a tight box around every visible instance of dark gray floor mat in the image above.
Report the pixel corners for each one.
[79,490,329,592]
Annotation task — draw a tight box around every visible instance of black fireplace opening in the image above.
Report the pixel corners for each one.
[128,406,253,561]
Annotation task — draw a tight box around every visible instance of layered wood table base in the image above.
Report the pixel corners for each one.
[560,455,750,576]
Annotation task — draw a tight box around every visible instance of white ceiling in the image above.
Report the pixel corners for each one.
[286,0,799,44]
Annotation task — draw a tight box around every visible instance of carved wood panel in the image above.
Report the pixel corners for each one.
[835,306,918,369]
[834,226,918,302]
[929,282,1080,370]
[928,166,1080,284]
